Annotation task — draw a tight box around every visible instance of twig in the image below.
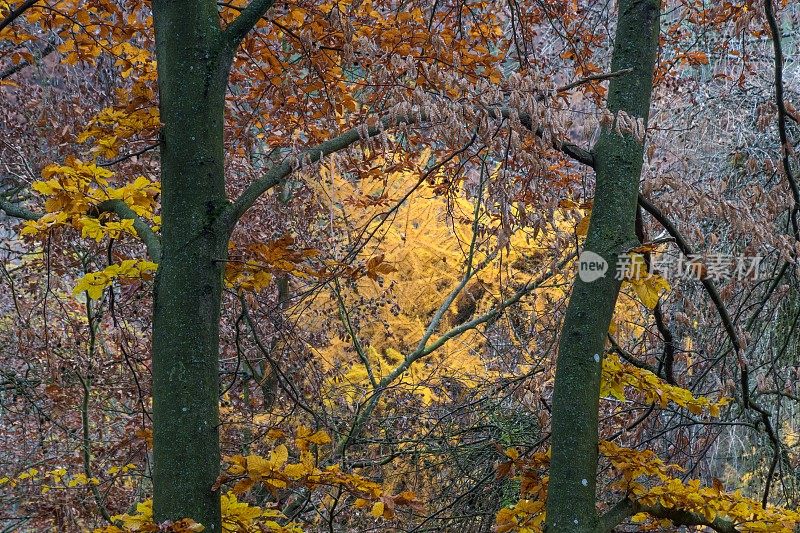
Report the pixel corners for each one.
[0,0,39,33]
[553,68,633,95]
[332,277,377,388]
[764,0,800,239]
[97,143,159,167]
[76,297,113,524]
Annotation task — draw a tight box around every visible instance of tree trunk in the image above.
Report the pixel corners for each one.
[151,1,230,530]
[544,1,661,532]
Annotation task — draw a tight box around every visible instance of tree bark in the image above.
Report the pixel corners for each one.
[544,1,661,532]
[150,1,230,529]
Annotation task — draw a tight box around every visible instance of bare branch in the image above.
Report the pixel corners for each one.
[409,253,575,365]
[553,67,633,95]
[607,333,659,375]
[332,277,378,388]
[97,142,159,167]
[763,0,800,239]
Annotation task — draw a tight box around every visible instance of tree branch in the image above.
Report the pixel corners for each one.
[221,64,614,231]
[222,109,594,231]
[95,200,162,261]
[607,333,659,375]
[763,0,800,239]
[1,41,55,79]
[598,497,637,532]
[0,197,161,261]
[637,194,786,463]
[97,142,159,167]
[492,108,595,167]
[0,0,39,33]
[637,194,741,354]
[635,204,677,384]
[219,63,603,231]
[219,119,393,231]
[553,67,633,95]
[332,277,378,388]
[757,389,800,403]
[76,369,114,523]
[599,499,738,533]
[0,197,40,220]
[333,253,575,458]
[221,0,275,49]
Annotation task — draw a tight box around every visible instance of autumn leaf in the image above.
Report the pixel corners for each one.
[628,273,671,309]
[370,501,385,518]
[575,214,590,237]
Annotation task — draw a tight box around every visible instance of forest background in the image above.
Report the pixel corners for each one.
[1,0,800,532]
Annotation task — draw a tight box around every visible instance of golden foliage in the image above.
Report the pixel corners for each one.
[600,354,730,416]
[218,426,419,519]
[21,159,160,240]
[620,254,671,310]
[289,153,572,407]
[73,259,158,300]
[496,441,800,533]
[90,494,300,533]
[602,440,800,532]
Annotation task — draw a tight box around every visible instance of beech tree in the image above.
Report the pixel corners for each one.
[546,0,661,530]
[2,1,800,532]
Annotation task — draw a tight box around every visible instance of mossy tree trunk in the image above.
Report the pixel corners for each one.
[149,0,275,527]
[150,1,231,529]
[544,1,661,532]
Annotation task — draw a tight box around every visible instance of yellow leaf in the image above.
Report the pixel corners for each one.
[630,274,670,309]
[272,444,289,468]
[576,214,590,236]
[305,430,331,446]
[74,272,111,300]
[266,428,285,439]
[283,463,308,479]
[171,518,205,532]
